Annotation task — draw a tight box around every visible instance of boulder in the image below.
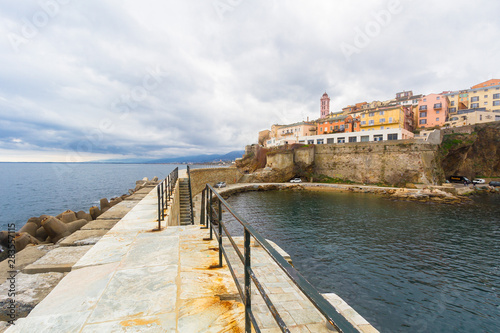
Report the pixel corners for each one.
[76,210,92,222]
[19,222,38,237]
[14,233,39,252]
[41,216,70,243]
[89,206,101,220]
[60,210,77,223]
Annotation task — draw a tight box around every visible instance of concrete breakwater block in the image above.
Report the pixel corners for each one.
[0,272,65,322]
[23,245,93,274]
[42,216,71,243]
[60,210,77,223]
[76,210,92,222]
[14,233,40,252]
[19,222,38,237]
[59,230,108,247]
[89,206,101,220]
[81,219,120,231]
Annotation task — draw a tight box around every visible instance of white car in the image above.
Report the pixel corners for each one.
[289,178,302,183]
[472,179,485,184]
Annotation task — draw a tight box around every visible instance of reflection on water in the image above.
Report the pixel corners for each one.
[225,190,500,333]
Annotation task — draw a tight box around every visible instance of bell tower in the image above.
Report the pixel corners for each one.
[320,92,330,118]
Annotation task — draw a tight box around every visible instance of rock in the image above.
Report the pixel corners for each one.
[89,206,101,220]
[41,217,70,244]
[14,233,39,252]
[152,176,158,182]
[60,210,77,223]
[35,227,48,242]
[99,198,110,211]
[76,211,92,222]
[65,219,89,234]
[19,222,38,237]
[406,183,417,189]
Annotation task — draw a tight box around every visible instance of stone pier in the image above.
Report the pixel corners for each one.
[4,174,378,333]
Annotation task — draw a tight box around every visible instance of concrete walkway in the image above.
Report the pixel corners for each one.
[6,183,376,332]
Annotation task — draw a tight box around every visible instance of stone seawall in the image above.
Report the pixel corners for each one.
[314,141,441,185]
[189,167,244,196]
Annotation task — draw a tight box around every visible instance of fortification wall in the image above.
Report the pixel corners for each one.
[314,141,441,185]
[189,167,244,196]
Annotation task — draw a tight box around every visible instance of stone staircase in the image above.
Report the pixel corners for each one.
[179,178,193,225]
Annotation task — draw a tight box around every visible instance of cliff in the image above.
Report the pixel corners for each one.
[440,122,500,179]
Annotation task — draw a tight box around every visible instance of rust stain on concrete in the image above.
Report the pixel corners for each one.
[120,317,160,327]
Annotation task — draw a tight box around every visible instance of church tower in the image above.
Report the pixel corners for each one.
[320,92,330,118]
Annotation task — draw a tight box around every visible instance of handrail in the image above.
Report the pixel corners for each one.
[186,165,194,225]
[156,167,178,229]
[203,184,358,333]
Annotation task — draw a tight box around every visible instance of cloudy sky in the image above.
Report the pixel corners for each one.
[0,0,499,162]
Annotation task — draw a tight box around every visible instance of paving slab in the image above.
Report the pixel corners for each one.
[97,200,140,220]
[59,230,108,247]
[80,219,119,230]
[0,245,54,284]
[23,246,93,274]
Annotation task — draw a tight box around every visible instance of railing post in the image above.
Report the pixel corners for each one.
[161,181,165,220]
[209,190,213,240]
[157,185,161,230]
[200,188,205,226]
[218,199,223,267]
[244,229,251,333]
[187,166,194,225]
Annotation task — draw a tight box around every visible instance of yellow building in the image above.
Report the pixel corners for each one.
[358,105,414,132]
[444,79,500,114]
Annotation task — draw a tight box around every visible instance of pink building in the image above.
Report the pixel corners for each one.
[417,93,449,128]
[320,92,330,118]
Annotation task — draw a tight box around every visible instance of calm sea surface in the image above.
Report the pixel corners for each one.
[225,190,500,333]
[0,163,183,231]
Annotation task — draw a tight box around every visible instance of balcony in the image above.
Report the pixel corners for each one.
[434,103,442,109]
[419,106,427,111]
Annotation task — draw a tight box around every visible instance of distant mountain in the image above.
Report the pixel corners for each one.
[95,150,245,164]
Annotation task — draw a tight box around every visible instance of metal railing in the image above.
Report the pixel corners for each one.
[156,167,178,229]
[186,165,194,225]
[201,184,357,333]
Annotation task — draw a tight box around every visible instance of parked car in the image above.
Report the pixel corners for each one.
[489,181,500,187]
[472,178,485,184]
[448,176,471,184]
[289,178,302,183]
[214,181,226,188]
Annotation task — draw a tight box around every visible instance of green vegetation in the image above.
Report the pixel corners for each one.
[312,174,355,184]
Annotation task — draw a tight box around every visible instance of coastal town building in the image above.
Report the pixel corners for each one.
[444,79,500,114]
[358,105,414,132]
[296,128,414,145]
[394,91,423,107]
[320,92,330,118]
[416,93,449,128]
[265,121,316,147]
[317,114,360,135]
[443,108,500,128]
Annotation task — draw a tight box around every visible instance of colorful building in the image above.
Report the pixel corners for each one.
[358,105,414,132]
[444,79,500,114]
[317,114,360,135]
[443,108,500,128]
[416,93,449,128]
[320,93,330,118]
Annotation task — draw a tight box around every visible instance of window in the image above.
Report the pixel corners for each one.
[389,117,393,123]
[334,125,339,130]
[471,96,479,102]
[471,103,479,108]
[327,138,334,144]
[484,102,488,105]
[388,134,398,140]
[480,115,482,121]
[340,125,345,131]
[330,126,333,131]
[308,140,314,144]
[423,98,426,102]
[369,120,374,125]
[449,107,457,113]
[361,121,366,125]
[317,139,324,144]
[349,137,357,143]
[419,105,427,110]
[379,111,384,115]
[436,111,440,114]
[338,137,345,143]
[436,96,440,100]
[374,135,383,142]
[451,94,455,97]
[420,112,427,118]
[419,119,427,124]
[361,136,369,142]
[484,95,488,98]
[493,101,500,106]
[493,93,500,99]
[380,118,385,123]
[451,101,455,106]
[369,112,374,117]
[485,89,488,92]
[320,128,323,132]
[436,118,439,121]
[380,126,384,129]
[362,114,365,118]
[434,103,442,109]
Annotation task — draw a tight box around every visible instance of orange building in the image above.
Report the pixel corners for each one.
[471,79,500,89]
[317,114,360,134]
